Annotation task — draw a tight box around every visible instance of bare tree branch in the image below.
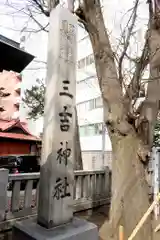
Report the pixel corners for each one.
[125,35,149,103]
[29,0,49,16]
[118,0,139,83]
[27,7,49,32]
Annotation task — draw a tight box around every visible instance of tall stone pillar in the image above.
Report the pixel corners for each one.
[12,5,98,240]
[37,4,76,229]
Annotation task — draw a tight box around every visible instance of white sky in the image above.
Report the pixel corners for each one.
[0,0,149,42]
[0,0,150,135]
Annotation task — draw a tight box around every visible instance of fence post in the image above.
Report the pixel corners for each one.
[0,168,9,221]
[104,167,110,197]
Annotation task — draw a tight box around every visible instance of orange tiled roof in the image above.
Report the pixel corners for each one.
[0,132,40,141]
[0,119,40,142]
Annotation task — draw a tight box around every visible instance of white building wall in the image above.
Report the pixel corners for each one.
[75,0,149,170]
[76,11,112,168]
[0,0,149,169]
[82,151,112,170]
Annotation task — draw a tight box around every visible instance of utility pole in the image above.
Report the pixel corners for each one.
[102,121,105,168]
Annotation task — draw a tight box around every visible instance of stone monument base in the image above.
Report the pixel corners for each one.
[12,217,98,240]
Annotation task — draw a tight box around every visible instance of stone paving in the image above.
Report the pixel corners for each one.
[4,206,160,240]
[0,205,110,240]
[3,205,160,240]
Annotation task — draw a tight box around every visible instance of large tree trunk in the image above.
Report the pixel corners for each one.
[77,1,153,239]
[100,124,152,240]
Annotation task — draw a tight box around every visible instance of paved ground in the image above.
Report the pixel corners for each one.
[2,205,160,240]
[75,205,109,229]
[0,205,110,240]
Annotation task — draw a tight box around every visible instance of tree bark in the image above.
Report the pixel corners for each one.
[138,27,160,147]
[78,1,152,239]
[100,129,152,240]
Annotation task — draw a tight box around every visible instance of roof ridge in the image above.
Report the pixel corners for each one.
[0,119,33,136]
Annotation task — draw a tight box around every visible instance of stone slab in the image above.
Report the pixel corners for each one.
[37,5,77,228]
[0,169,9,221]
[12,218,98,240]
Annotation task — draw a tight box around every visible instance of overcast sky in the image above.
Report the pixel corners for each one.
[0,0,149,135]
[0,0,149,42]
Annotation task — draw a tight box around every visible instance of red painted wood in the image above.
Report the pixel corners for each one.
[0,140,31,156]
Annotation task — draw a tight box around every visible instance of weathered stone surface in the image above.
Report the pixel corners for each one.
[12,218,98,240]
[12,6,99,240]
[37,5,77,229]
[0,169,8,221]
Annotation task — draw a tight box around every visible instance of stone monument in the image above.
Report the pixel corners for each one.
[12,5,98,240]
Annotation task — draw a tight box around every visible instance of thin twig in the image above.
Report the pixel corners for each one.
[118,0,139,83]
[30,0,49,16]
[124,33,149,101]
[27,7,49,32]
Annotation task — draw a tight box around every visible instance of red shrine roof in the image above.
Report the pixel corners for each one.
[0,119,41,142]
